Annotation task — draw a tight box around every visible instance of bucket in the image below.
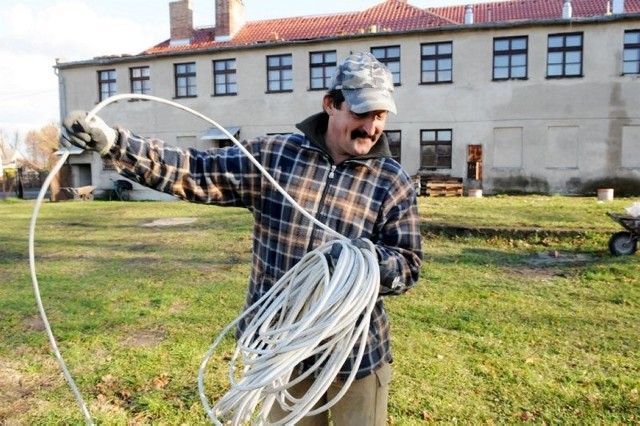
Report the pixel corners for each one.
[597,188,614,201]
[468,189,483,198]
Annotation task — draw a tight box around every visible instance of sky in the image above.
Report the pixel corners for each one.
[0,0,486,149]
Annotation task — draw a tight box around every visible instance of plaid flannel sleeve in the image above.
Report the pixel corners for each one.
[374,171,423,296]
[106,128,263,209]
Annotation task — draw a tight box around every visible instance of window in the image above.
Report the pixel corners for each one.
[267,54,293,93]
[371,46,401,85]
[421,42,452,84]
[623,30,640,74]
[420,129,452,169]
[384,130,401,163]
[98,69,117,101]
[309,51,337,90]
[175,62,196,97]
[547,32,583,78]
[213,59,237,95]
[129,66,150,95]
[102,158,116,171]
[493,36,528,80]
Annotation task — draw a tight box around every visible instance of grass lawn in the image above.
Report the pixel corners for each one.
[0,195,638,424]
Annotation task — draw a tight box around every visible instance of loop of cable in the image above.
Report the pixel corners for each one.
[200,239,379,425]
[30,94,380,425]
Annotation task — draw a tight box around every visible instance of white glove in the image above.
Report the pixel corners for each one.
[62,111,117,155]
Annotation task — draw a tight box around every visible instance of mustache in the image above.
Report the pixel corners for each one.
[351,129,375,140]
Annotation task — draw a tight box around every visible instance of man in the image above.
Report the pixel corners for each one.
[63,52,422,425]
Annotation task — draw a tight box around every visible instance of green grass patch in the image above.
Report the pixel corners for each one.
[0,197,638,424]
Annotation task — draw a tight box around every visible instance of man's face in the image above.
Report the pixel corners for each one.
[324,96,389,164]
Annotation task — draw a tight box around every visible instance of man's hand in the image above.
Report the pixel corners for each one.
[327,239,404,293]
[327,238,375,271]
[62,111,117,155]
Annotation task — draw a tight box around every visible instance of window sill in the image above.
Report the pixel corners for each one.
[266,90,294,94]
[419,81,453,86]
[492,77,529,82]
[545,75,583,79]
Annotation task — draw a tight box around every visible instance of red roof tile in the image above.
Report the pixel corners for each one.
[430,0,640,23]
[142,0,640,55]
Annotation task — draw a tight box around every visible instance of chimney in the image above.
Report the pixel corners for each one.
[170,0,193,46]
[215,0,245,42]
[562,0,572,18]
[464,5,474,24]
[612,0,624,14]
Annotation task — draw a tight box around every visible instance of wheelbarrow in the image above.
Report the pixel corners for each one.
[62,185,95,201]
[606,212,639,255]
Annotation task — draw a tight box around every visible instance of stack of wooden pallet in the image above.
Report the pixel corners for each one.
[414,174,463,197]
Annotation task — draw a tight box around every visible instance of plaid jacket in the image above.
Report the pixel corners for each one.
[107,112,423,380]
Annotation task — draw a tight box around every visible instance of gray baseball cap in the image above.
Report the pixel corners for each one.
[329,52,397,115]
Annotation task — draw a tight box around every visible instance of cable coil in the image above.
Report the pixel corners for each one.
[30,94,380,424]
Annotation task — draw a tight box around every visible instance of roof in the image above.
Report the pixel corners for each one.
[54,146,85,156]
[142,0,640,56]
[201,126,241,140]
[428,0,640,23]
[0,145,24,166]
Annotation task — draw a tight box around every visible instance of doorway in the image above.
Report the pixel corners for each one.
[467,145,483,181]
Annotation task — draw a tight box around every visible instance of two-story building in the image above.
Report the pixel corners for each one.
[55,0,640,200]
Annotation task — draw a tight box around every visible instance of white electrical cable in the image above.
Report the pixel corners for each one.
[29,148,93,424]
[199,239,378,425]
[30,94,380,425]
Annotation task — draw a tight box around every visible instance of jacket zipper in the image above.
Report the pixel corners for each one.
[306,163,336,252]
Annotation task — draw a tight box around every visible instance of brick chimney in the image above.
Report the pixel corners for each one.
[215,0,245,42]
[464,4,474,24]
[562,0,572,19]
[612,0,625,13]
[170,0,193,46]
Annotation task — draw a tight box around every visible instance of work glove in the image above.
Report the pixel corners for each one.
[326,238,375,272]
[62,111,117,155]
[327,238,403,293]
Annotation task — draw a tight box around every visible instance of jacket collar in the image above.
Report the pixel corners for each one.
[295,112,392,161]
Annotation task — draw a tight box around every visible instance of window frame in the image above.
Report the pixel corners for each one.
[546,32,584,79]
[420,129,452,170]
[266,54,293,93]
[493,36,528,81]
[174,62,197,98]
[623,30,640,75]
[420,42,453,84]
[384,130,402,164]
[309,50,337,91]
[213,58,238,96]
[129,66,150,95]
[98,69,117,101]
[371,45,401,86]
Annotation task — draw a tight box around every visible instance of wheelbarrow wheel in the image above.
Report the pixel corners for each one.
[608,231,638,256]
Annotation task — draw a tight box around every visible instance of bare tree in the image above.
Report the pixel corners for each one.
[24,124,60,171]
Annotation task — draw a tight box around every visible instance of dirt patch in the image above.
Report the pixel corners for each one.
[524,251,595,267]
[0,356,59,421]
[141,217,198,227]
[121,327,167,349]
[167,301,186,314]
[507,251,596,280]
[21,314,46,332]
[0,363,34,419]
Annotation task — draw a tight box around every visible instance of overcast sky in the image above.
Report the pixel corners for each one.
[0,0,485,147]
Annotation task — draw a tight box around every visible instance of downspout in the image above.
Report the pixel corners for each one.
[54,60,67,126]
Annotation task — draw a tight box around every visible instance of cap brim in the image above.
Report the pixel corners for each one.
[342,88,397,115]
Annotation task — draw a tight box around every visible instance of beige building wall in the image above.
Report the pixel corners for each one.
[56,16,640,199]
